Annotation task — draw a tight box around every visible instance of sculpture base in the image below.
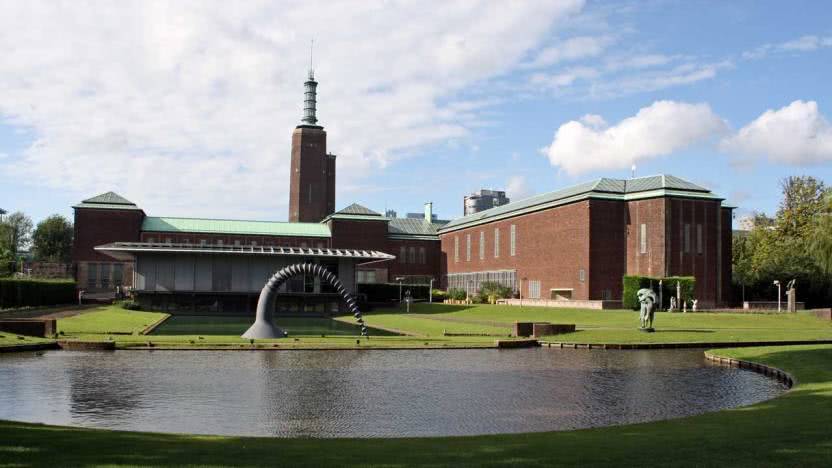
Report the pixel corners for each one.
[241,320,286,339]
[638,327,655,333]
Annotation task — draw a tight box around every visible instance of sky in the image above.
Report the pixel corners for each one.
[1,0,831,226]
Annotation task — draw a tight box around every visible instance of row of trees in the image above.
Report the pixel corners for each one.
[0,209,74,267]
[732,176,832,307]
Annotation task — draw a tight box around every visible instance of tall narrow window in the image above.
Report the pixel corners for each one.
[87,263,98,289]
[466,234,471,261]
[494,228,500,258]
[510,224,517,256]
[454,236,459,263]
[399,246,406,263]
[684,223,691,253]
[408,247,416,264]
[696,224,703,254]
[640,223,647,254]
[419,247,426,264]
[479,231,485,260]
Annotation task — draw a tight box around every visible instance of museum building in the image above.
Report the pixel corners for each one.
[71,70,734,311]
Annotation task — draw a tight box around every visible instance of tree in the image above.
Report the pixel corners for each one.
[0,211,33,255]
[32,215,74,263]
[775,176,827,239]
[810,193,832,279]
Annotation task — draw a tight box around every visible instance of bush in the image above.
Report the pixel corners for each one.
[476,281,513,304]
[357,283,430,302]
[431,289,448,302]
[120,300,142,311]
[0,278,76,309]
[448,288,467,301]
[622,275,696,310]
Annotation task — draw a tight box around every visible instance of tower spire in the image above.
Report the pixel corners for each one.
[301,39,319,126]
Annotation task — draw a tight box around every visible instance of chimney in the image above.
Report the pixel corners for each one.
[424,202,433,222]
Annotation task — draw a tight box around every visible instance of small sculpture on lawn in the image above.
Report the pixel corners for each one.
[692,299,698,312]
[668,296,677,312]
[637,288,657,332]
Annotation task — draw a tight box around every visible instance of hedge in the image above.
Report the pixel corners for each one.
[356,283,430,303]
[0,278,77,309]
[622,275,696,310]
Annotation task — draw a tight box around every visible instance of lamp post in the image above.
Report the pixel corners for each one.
[396,276,405,303]
[773,280,781,312]
[429,278,435,304]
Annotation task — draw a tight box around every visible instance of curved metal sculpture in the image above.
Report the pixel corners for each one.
[242,263,367,339]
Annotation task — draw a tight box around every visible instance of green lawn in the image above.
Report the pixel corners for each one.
[0,333,53,348]
[351,303,832,345]
[57,306,168,335]
[1,344,829,467]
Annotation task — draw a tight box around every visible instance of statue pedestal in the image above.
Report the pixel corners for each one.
[638,327,655,333]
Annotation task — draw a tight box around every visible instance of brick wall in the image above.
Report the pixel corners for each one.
[589,199,627,300]
[289,126,333,223]
[441,200,591,300]
[72,208,144,262]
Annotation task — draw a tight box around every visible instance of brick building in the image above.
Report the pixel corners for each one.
[71,69,733,311]
[438,175,733,308]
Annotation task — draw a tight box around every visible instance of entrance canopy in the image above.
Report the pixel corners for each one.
[95,242,395,263]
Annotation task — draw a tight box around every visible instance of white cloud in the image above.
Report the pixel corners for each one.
[0,0,584,219]
[506,175,534,201]
[522,35,614,69]
[544,100,726,175]
[721,100,832,165]
[743,34,832,59]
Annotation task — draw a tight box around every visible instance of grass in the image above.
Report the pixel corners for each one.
[352,303,832,345]
[56,306,168,335]
[0,344,829,466]
[0,333,52,348]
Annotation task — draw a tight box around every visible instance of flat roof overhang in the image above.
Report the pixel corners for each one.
[94,242,396,265]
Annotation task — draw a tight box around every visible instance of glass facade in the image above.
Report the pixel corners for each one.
[446,270,516,293]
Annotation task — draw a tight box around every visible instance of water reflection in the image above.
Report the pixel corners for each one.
[0,348,787,438]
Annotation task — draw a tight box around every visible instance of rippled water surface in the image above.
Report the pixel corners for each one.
[0,348,786,437]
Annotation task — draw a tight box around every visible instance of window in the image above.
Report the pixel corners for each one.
[454,236,459,263]
[409,247,416,264]
[147,237,155,243]
[200,239,207,246]
[366,270,376,283]
[418,247,426,264]
[696,224,703,254]
[579,269,585,282]
[399,246,406,264]
[510,224,516,256]
[100,263,111,288]
[87,263,98,289]
[640,223,647,254]
[217,239,224,246]
[251,241,257,247]
[113,263,124,287]
[466,234,471,261]
[494,228,500,258]
[528,280,541,299]
[234,240,241,247]
[684,224,691,253]
[356,270,366,283]
[165,238,172,244]
[479,231,485,260]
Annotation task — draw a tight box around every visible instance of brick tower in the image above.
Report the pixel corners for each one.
[288,69,336,222]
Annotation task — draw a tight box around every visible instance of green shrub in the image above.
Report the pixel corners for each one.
[476,281,513,303]
[120,300,142,311]
[448,288,467,301]
[0,278,76,309]
[431,289,448,302]
[622,275,696,310]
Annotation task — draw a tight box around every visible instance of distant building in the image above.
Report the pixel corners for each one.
[385,209,397,218]
[464,189,509,216]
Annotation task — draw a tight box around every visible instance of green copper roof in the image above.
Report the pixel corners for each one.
[388,218,447,238]
[73,191,142,210]
[439,174,722,233]
[336,203,381,216]
[142,216,331,237]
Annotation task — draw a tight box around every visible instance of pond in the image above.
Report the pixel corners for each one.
[0,348,787,438]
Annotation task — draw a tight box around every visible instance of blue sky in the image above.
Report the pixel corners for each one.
[1,0,830,225]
